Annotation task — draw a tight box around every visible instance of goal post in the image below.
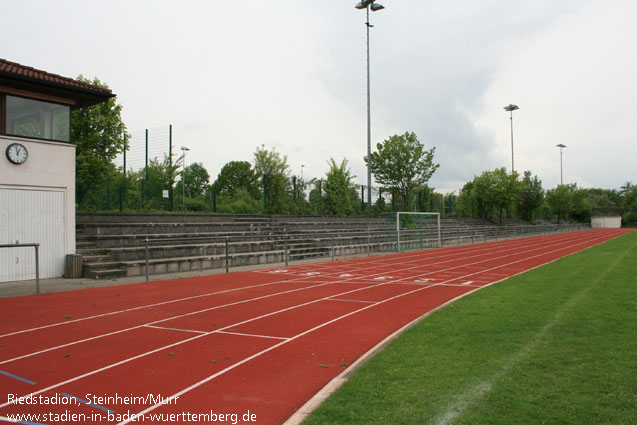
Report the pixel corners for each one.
[380,212,441,252]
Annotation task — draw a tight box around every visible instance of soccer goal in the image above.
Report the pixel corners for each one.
[379,212,441,252]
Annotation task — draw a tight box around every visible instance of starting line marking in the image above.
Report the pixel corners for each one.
[414,278,435,283]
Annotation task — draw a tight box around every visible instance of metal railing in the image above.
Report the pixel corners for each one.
[137,223,589,281]
[0,243,40,294]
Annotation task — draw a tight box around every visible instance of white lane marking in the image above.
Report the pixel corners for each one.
[216,331,289,341]
[143,325,207,334]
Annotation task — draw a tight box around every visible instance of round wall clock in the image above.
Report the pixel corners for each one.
[6,143,28,164]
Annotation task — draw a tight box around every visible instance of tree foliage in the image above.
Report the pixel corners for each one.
[517,171,545,222]
[143,154,181,209]
[367,132,439,211]
[71,76,128,207]
[323,158,357,216]
[211,161,260,199]
[472,168,520,224]
[175,162,210,199]
[546,184,576,223]
[254,145,291,213]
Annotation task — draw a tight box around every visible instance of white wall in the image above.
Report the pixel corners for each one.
[0,136,75,281]
[591,216,622,229]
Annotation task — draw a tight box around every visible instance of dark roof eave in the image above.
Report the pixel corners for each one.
[0,73,115,109]
[0,59,116,109]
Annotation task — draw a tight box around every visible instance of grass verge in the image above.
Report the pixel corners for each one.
[302,231,637,425]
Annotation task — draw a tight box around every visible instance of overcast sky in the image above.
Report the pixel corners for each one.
[4,0,636,194]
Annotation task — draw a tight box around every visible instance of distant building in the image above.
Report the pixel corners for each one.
[1,59,115,282]
[591,216,622,229]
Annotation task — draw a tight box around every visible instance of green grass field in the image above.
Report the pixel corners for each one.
[302,231,636,425]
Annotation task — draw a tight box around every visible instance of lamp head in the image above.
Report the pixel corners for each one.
[355,0,373,9]
[556,144,567,148]
[504,104,519,112]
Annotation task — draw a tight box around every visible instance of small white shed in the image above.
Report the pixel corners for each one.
[591,216,622,228]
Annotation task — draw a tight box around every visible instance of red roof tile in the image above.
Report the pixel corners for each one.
[0,58,113,95]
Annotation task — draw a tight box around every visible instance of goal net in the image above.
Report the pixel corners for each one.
[379,212,441,252]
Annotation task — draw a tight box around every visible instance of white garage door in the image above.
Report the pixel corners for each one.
[0,188,66,282]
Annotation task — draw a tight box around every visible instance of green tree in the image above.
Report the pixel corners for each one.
[215,188,262,214]
[323,159,356,216]
[366,132,439,211]
[290,176,310,214]
[211,161,260,199]
[546,184,575,223]
[308,179,324,215]
[583,188,621,216]
[175,162,210,199]
[143,154,181,209]
[472,168,520,224]
[571,186,592,222]
[71,76,128,207]
[620,182,637,224]
[517,171,545,222]
[456,181,477,218]
[253,145,291,213]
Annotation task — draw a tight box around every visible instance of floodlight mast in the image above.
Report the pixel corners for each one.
[504,104,519,173]
[355,0,384,210]
[556,143,567,185]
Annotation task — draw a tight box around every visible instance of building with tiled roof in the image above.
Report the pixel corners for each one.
[1,59,116,282]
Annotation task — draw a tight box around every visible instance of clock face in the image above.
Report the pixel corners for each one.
[6,143,28,164]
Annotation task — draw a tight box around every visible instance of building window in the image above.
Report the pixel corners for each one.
[4,95,70,142]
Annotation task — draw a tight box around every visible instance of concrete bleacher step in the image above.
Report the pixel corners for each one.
[76,213,575,279]
[89,268,128,280]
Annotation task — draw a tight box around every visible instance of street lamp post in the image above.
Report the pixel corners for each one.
[504,104,519,173]
[180,146,190,208]
[556,144,567,185]
[356,0,384,210]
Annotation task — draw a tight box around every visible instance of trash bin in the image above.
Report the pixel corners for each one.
[65,254,83,278]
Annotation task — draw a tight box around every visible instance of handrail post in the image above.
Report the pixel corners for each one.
[225,237,229,273]
[145,237,149,282]
[285,234,289,267]
[34,244,40,294]
[367,227,371,256]
[331,234,335,261]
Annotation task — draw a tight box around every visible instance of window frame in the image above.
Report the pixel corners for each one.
[1,92,71,143]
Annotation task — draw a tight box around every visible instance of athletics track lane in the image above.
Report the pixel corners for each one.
[0,229,631,424]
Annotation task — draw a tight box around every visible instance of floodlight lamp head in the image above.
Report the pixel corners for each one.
[504,104,519,112]
[370,3,385,11]
[181,146,190,151]
[355,0,374,9]
[556,144,567,148]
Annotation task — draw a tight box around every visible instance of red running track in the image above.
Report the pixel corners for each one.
[0,228,631,425]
